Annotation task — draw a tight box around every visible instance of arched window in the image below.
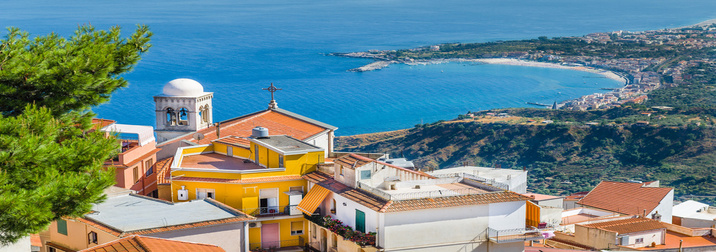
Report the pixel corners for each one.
[202,105,210,123]
[165,108,176,126]
[330,199,336,214]
[178,108,189,125]
[198,105,204,123]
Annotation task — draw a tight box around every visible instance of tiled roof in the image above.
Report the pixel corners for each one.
[79,235,225,252]
[385,191,529,213]
[172,175,303,184]
[212,136,250,148]
[155,157,174,185]
[303,171,528,213]
[336,154,434,179]
[91,118,116,131]
[158,109,334,146]
[580,218,665,234]
[577,181,673,216]
[303,172,389,212]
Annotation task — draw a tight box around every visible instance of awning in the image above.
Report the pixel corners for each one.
[297,185,331,215]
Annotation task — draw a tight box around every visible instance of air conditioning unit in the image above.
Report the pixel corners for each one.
[177,186,189,201]
[249,222,262,228]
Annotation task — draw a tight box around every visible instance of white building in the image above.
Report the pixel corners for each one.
[672,200,716,228]
[428,166,528,193]
[299,154,540,252]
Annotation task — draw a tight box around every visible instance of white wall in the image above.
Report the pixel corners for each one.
[380,200,526,252]
[624,229,665,248]
[0,235,30,252]
[306,132,329,157]
[147,222,246,252]
[681,217,716,228]
[649,190,674,224]
[329,193,379,234]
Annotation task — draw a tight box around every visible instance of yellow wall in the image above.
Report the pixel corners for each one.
[213,142,251,158]
[248,217,307,250]
[171,179,307,210]
[180,145,214,156]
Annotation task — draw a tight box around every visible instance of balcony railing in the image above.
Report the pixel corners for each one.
[242,205,301,217]
[487,227,544,243]
[249,237,303,250]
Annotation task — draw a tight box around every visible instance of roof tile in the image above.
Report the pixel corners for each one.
[79,235,225,252]
[577,181,673,216]
[580,218,665,234]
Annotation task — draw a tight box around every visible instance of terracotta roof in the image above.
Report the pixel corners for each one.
[580,218,664,234]
[212,136,250,148]
[158,109,334,146]
[79,235,225,252]
[336,154,434,179]
[577,181,673,216]
[385,191,529,213]
[303,172,389,212]
[155,157,174,185]
[30,234,41,247]
[303,171,529,213]
[91,118,116,131]
[172,175,303,184]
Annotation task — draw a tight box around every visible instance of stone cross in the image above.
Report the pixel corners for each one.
[263,83,282,109]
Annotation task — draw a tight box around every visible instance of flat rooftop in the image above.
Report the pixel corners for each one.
[86,194,244,232]
[385,182,488,196]
[180,153,264,170]
[632,231,716,250]
[252,135,323,153]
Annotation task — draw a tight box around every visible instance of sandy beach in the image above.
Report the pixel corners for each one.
[467,58,628,84]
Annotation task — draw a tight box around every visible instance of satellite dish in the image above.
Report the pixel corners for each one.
[192,132,205,141]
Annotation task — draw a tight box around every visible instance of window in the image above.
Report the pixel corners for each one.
[339,166,344,176]
[355,210,365,233]
[133,167,139,183]
[311,223,316,238]
[254,144,260,163]
[227,146,233,156]
[88,231,98,244]
[178,108,189,125]
[360,170,371,180]
[330,199,336,214]
[57,219,68,235]
[48,247,57,252]
[291,221,304,235]
[196,188,215,199]
[278,155,284,167]
[259,188,279,214]
[635,238,644,244]
[166,108,176,125]
[145,159,154,176]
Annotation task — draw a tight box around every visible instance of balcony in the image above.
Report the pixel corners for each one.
[249,237,304,251]
[242,205,302,217]
[487,227,545,243]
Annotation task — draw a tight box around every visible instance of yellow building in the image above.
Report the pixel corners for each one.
[160,127,325,250]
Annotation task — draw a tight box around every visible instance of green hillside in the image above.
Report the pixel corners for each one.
[336,107,716,204]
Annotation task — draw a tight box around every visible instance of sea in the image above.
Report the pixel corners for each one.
[3,0,716,136]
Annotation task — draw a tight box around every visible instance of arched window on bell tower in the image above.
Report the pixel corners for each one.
[178,108,189,126]
[166,108,176,126]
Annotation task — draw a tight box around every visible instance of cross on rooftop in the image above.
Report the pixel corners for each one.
[263,83,282,109]
[263,83,282,101]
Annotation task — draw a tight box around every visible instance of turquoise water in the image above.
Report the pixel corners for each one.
[3,0,716,135]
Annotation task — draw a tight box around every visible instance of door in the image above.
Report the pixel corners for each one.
[261,223,280,249]
[355,209,365,233]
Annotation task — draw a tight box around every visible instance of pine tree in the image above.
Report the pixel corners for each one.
[0,25,152,245]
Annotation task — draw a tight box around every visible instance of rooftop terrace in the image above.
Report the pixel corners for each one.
[180,153,264,171]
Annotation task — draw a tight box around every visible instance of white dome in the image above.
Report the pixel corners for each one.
[162,78,204,96]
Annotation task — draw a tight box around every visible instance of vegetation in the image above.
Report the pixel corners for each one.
[0,25,151,245]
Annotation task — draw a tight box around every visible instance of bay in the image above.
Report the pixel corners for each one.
[2,0,715,135]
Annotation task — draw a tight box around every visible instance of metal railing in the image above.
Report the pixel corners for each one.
[487,227,544,243]
[249,237,303,250]
[241,205,300,217]
[357,177,500,201]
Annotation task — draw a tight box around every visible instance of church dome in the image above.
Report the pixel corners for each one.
[162,78,204,96]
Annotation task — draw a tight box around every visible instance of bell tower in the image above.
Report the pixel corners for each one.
[153,78,213,143]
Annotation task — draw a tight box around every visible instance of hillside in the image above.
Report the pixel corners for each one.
[336,108,716,204]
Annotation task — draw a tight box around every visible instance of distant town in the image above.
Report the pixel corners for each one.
[333,21,716,111]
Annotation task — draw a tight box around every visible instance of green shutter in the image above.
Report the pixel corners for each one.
[355,210,365,233]
[57,219,68,235]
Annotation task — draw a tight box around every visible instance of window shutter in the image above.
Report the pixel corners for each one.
[57,219,68,235]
